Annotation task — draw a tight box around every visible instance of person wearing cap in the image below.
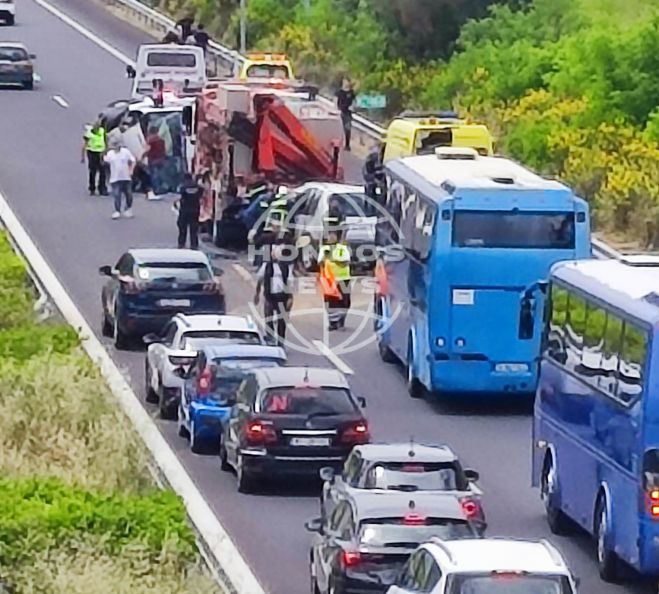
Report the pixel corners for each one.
[81,115,107,196]
[255,243,294,348]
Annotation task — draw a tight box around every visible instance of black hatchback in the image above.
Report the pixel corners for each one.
[219,366,368,493]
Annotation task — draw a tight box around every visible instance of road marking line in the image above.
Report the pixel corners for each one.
[312,340,354,375]
[31,0,134,66]
[52,94,69,108]
[0,187,267,594]
[232,263,256,286]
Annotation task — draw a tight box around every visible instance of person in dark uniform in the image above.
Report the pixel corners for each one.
[175,173,202,249]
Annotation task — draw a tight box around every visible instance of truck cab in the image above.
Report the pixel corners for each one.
[238,52,294,81]
[127,44,207,99]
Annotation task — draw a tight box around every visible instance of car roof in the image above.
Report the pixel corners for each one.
[351,491,465,522]
[428,539,569,574]
[202,344,286,361]
[251,366,349,389]
[176,314,259,333]
[0,42,27,49]
[302,182,365,195]
[128,248,210,265]
[353,443,458,464]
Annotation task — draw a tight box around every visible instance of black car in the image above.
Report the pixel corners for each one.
[100,248,225,349]
[219,366,368,493]
[307,490,482,594]
[320,443,483,523]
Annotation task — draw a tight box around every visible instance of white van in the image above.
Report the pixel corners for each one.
[0,0,16,25]
[127,44,206,99]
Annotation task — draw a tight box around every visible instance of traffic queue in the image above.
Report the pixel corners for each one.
[87,37,597,594]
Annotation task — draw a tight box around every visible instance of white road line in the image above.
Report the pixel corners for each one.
[312,340,354,375]
[52,94,69,108]
[31,0,134,65]
[0,189,266,594]
[232,263,256,286]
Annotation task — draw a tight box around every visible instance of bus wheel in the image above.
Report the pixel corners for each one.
[407,342,425,399]
[596,498,621,582]
[541,455,572,535]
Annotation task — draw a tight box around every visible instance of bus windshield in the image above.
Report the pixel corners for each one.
[452,211,575,249]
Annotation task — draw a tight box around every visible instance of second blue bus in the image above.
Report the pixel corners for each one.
[374,147,591,398]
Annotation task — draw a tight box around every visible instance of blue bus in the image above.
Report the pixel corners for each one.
[373,147,591,398]
[533,258,659,581]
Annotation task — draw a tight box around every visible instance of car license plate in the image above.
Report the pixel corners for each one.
[158,299,191,307]
[290,437,330,447]
[0,64,14,72]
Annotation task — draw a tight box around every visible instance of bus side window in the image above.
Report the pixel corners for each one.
[582,302,607,380]
[618,323,647,405]
[601,313,624,398]
[643,449,659,489]
[565,294,587,373]
[386,181,404,244]
[546,284,568,364]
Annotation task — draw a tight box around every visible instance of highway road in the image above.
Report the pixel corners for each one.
[0,1,655,593]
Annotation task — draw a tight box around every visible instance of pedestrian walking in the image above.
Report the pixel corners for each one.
[104,141,136,219]
[255,244,294,348]
[335,78,356,151]
[175,173,202,249]
[142,126,167,200]
[319,230,352,330]
[81,116,107,195]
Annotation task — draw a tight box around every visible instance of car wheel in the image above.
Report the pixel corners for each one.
[219,432,231,471]
[328,578,343,594]
[7,15,14,25]
[190,420,203,454]
[541,455,572,535]
[113,313,129,350]
[158,387,177,420]
[236,455,254,493]
[178,407,189,438]
[407,342,424,399]
[596,498,620,582]
[101,310,113,337]
[145,360,159,403]
[309,570,320,594]
[23,79,33,90]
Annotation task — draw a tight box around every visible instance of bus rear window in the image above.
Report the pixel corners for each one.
[146,52,197,68]
[452,211,575,249]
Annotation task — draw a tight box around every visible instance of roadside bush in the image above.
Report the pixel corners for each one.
[0,324,78,360]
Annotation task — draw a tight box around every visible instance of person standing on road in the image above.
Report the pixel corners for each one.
[335,78,356,151]
[319,230,352,331]
[142,126,167,200]
[81,117,107,196]
[174,173,202,249]
[104,141,136,219]
[255,244,294,348]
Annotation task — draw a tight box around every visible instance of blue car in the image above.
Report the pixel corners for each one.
[177,343,287,453]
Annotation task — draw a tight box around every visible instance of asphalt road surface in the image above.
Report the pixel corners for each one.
[0,1,655,593]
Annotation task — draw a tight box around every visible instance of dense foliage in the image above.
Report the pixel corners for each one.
[0,233,219,593]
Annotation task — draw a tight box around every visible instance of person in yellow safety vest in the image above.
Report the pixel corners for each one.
[319,230,352,331]
[81,116,108,196]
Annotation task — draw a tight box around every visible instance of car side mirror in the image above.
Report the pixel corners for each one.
[142,333,161,345]
[357,396,366,408]
[464,469,480,482]
[319,466,335,483]
[98,265,114,277]
[29,53,36,59]
[304,518,323,533]
[126,65,136,79]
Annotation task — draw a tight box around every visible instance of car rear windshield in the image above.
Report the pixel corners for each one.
[359,520,474,547]
[246,64,289,78]
[331,193,372,218]
[259,387,356,415]
[0,47,28,62]
[364,462,462,491]
[207,360,281,402]
[446,574,573,594]
[452,211,575,249]
[146,52,196,68]
[181,331,261,349]
[136,263,212,282]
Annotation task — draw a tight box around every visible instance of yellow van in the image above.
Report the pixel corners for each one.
[382,111,493,162]
[238,52,294,80]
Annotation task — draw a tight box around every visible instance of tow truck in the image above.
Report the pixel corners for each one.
[237,52,294,81]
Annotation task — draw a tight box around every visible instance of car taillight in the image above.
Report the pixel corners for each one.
[647,489,659,518]
[403,513,427,526]
[460,496,483,521]
[244,420,278,446]
[341,551,361,568]
[197,368,212,395]
[340,421,370,445]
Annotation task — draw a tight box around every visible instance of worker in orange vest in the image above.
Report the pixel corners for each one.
[319,230,352,331]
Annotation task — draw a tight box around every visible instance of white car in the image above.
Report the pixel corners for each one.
[288,182,378,273]
[387,538,578,594]
[0,0,16,25]
[143,313,263,419]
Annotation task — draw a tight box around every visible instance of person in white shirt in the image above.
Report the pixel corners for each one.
[104,141,136,219]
